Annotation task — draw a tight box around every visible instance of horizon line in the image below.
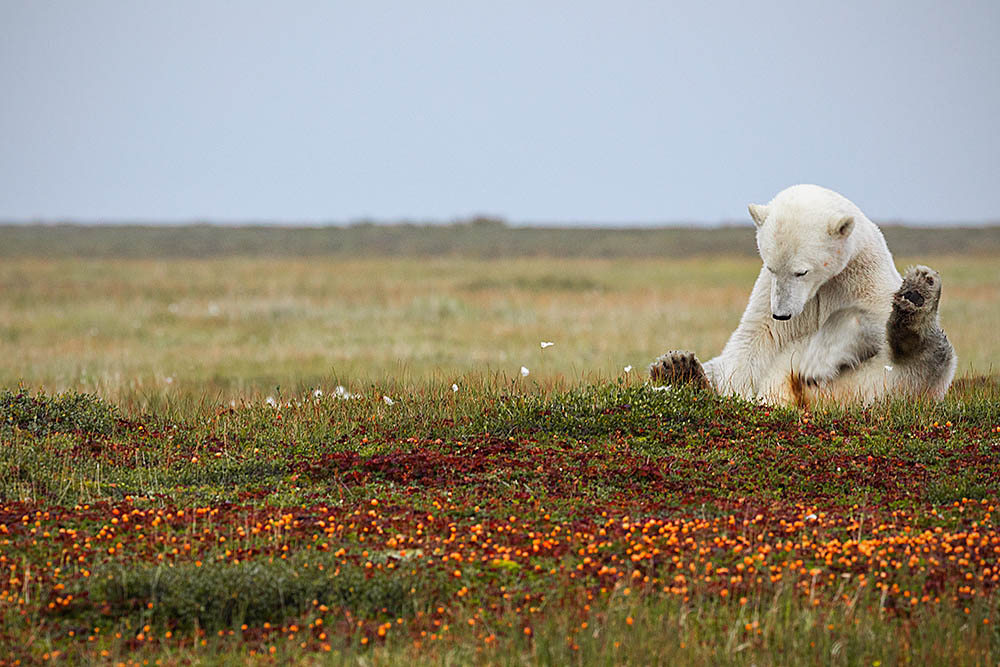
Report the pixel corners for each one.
[2,217,999,229]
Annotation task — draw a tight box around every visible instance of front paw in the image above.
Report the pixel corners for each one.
[649,350,710,389]
[797,358,840,386]
[797,348,847,386]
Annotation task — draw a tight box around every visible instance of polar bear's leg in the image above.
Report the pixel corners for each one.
[648,350,711,390]
[797,307,882,385]
[887,266,956,397]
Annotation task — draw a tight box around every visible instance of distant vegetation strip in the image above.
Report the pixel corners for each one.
[2,220,999,258]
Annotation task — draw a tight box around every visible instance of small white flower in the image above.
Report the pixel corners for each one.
[383,395,394,406]
[651,384,672,392]
[624,365,633,373]
[334,385,351,399]
[452,383,459,392]
[313,389,323,398]
[265,396,276,407]
[520,366,530,377]
[884,365,894,372]
[165,376,174,384]
[540,341,554,349]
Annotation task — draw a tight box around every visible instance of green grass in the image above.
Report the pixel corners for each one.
[1,380,998,664]
[0,224,998,663]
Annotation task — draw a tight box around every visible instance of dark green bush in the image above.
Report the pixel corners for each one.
[90,552,426,630]
[0,389,117,437]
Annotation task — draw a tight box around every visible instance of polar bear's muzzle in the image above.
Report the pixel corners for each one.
[769,276,812,321]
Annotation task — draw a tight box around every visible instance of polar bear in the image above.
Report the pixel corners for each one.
[649,184,956,405]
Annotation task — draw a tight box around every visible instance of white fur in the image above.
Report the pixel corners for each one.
[703,184,909,403]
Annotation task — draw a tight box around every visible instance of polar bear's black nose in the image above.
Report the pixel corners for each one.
[772,313,791,321]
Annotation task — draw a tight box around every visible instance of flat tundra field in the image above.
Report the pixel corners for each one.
[0,224,998,665]
[1,224,997,402]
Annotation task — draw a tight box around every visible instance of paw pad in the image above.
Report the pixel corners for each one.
[894,265,942,314]
[899,290,925,307]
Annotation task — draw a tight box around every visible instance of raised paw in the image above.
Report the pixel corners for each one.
[648,350,710,389]
[889,265,947,361]
[893,265,941,315]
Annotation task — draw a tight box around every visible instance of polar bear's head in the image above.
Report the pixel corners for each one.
[749,184,861,321]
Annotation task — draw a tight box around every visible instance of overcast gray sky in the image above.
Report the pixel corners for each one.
[1,1,998,224]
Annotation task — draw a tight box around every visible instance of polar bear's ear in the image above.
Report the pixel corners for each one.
[829,215,855,239]
[748,204,769,227]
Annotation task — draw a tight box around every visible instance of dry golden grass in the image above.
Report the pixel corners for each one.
[1,253,995,403]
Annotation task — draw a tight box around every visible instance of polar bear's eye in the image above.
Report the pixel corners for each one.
[793,270,809,277]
